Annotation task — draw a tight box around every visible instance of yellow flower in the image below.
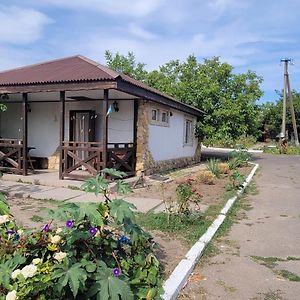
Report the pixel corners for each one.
[49,235,61,244]
[17,229,24,235]
[6,290,17,300]
[11,269,21,279]
[0,215,10,225]
[21,264,37,279]
[54,251,67,262]
[32,258,42,265]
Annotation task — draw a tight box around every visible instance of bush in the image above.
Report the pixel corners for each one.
[228,150,252,170]
[0,169,162,300]
[195,170,215,185]
[218,163,230,175]
[206,159,221,178]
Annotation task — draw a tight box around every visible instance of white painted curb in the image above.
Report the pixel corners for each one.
[162,162,259,300]
[202,145,263,154]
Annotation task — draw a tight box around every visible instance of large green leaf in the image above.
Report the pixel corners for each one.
[102,168,127,179]
[53,263,87,297]
[109,200,136,224]
[0,192,10,215]
[81,173,108,196]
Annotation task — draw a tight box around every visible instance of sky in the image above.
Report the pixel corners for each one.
[1,0,300,103]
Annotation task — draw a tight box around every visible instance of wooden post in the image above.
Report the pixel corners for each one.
[102,89,109,169]
[22,93,28,176]
[133,99,139,174]
[59,91,65,179]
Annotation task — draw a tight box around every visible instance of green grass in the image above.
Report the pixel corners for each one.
[30,215,44,223]
[276,270,300,282]
[251,256,285,268]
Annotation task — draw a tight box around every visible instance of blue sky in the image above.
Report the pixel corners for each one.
[1,0,300,103]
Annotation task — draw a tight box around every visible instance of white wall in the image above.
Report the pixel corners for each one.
[0,98,134,158]
[148,105,198,161]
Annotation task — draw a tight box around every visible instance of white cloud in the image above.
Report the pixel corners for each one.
[0,6,52,45]
[41,0,165,18]
[128,23,158,40]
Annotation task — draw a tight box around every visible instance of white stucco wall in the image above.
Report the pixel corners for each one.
[148,105,198,161]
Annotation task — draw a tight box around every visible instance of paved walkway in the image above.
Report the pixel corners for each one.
[181,153,300,299]
[0,179,164,213]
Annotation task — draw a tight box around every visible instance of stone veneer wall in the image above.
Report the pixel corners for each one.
[135,100,202,175]
[48,146,60,170]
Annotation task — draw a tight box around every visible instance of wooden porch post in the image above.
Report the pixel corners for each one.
[22,93,28,176]
[59,91,65,179]
[102,89,109,169]
[133,99,139,174]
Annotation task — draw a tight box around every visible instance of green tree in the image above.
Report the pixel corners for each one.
[105,52,264,145]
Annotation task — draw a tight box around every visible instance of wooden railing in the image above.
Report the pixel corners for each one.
[60,141,104,180]
[0,139,23,174]
[107,143,135,176]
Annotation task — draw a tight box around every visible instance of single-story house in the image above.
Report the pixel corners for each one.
[0,55,203,180]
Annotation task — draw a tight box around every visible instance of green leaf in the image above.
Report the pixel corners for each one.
[77,203,104,227]
[81,173,108,196]
[0,193,10,215]
[115,180,132,195]
[102,168,127,179]
[109,200,136,224]
[53,263,87,297]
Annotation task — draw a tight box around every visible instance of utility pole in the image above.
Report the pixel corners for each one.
[280,58,299,147]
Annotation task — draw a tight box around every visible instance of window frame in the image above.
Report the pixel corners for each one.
[183,117,194,146]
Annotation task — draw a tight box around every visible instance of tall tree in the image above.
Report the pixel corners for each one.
[105,52,263,144]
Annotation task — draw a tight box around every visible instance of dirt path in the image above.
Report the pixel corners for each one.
[180,154,300,300]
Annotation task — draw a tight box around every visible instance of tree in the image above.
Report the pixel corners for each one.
[104,52,264,145]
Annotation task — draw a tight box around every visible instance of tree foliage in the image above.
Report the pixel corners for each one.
[104,51,263,145]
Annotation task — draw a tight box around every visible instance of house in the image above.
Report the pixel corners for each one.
[0,55,203,180]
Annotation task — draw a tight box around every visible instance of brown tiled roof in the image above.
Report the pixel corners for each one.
[0,55,119,85]
[0,55,203,116]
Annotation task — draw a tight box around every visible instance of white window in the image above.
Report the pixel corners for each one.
[150,107,170,126]
[161,110,169,124]
[184,118,193,145]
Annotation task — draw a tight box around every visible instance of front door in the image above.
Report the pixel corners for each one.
[69,110,96,164]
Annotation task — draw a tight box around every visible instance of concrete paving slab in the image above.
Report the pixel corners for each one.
[123,197,163,213]
[29,187,83,201]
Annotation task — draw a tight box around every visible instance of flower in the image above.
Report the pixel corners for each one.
[112,267,121,277]
[21,264,37,279]
[17,229,24,235]
[54,251,67,262]
[65,220,74,229]
[11,269,21,279]
[42,223,50,232]
[6,230,15,237]
[191,187,197,193]
[88,227,97,236]
[6,290,17,300]
[49,235,61,244]
[0,215,10,224]
[32,258,42,265]
[56,228,63,234]
[118,236,131,245]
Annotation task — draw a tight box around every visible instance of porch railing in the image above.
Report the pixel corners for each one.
[107,143,135,176]
[0,139,23,174]
[60,141,104,180]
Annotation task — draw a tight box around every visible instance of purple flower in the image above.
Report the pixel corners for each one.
[112,268,121,277]
[65,220,74,229]
[43,224,50,232]
[6,230,15,235]
[88,227,97,236]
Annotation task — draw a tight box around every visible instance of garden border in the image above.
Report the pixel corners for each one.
[162,162,259,299]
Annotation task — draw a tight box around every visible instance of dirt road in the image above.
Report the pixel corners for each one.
[181,154,300,300]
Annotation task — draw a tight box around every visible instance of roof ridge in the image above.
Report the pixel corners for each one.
[76,55,121,79]
[0,55,81,75]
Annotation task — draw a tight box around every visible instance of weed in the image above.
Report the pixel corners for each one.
[195,170,216,185]
[67,185,81,191]
[218,162,230,174]
[207,159,221,178]
[228,150,252,169]
[276,270,300,282]
[30,215,44,222]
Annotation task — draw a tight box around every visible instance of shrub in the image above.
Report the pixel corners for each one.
[218,163,230,175]
[0,169,163,300]
[195,170,215,185]
[206,159,221,178]
[228,150,252,170]
[175,178,202,215]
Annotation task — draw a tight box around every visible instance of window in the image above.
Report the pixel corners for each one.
[161,110,169,124]
[184,119,193,145]
[149,107,170,126]
[151,109,158,121]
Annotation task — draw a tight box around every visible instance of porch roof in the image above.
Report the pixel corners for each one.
[0,55,203,117]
